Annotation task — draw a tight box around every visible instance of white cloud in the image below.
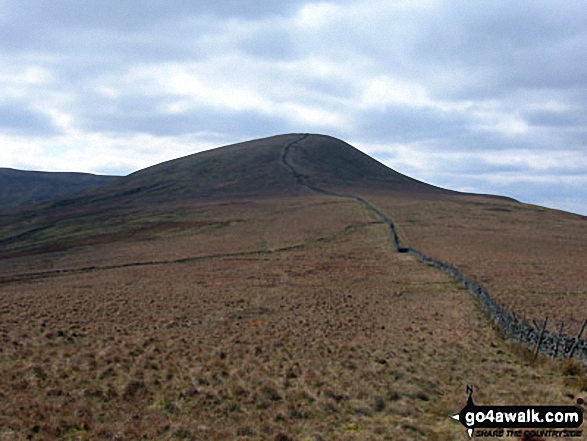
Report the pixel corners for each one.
[0,131,231,175]
[0,61,55,101]
[295,2,339,28]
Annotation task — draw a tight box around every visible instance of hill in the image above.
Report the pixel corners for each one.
[0,133,586,440]
[0,168,119,209]
[39,133,453,206]
[0,134,453,258]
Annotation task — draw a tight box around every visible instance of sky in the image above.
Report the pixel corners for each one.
[1,0,586,215]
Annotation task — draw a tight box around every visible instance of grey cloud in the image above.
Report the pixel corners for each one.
[409,1,587,98]
[70,87,297,137]
[356,106,472,144]
[447,161,529,177]
[2,0,303,32]
[401,123,586,156]
[395,151,587,214]
[0,18,214,65]
[94,110,294,138]
[458,159,586,178]
[0,1,304,66]
[236,24,297,60]
[525,110,587,128]
[79,100,295,139]
[0,103,57,135]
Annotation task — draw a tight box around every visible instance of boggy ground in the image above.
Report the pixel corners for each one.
[0,194,586,440]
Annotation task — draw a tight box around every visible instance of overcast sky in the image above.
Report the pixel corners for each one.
[1,1,586,215]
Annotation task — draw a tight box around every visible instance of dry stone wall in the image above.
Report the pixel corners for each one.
[283,134,587,368]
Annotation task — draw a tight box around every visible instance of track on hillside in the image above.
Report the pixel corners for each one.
[281,134,587,366]
[281,135,403,252]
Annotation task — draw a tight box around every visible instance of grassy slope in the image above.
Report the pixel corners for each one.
[0,135,309,259]
[0,133,449,259]
[1,134,586,439]
[286,134,587,334]
[362,192,587,335]
[286,134,454,195]
[1,194,584,440]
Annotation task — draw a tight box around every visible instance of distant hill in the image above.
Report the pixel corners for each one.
[0,168,120,209]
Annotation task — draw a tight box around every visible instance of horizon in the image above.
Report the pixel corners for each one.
[2,131,585,217]
[1,1,586,215]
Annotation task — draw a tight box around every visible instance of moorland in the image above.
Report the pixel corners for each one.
[0,134,585,440]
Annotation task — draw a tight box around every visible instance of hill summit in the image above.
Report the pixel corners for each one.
[70,133,450,207]
[0,133,452,258]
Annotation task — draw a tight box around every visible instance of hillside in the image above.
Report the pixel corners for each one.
[286,134,451,194]
[1,133,585,326]
[0,168,119,209]
[39,133,452,206]
[0,133,586,440]
[0,134,451,259]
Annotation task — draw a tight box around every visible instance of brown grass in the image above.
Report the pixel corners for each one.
[362,191,587,335]
[0,194,585,440]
